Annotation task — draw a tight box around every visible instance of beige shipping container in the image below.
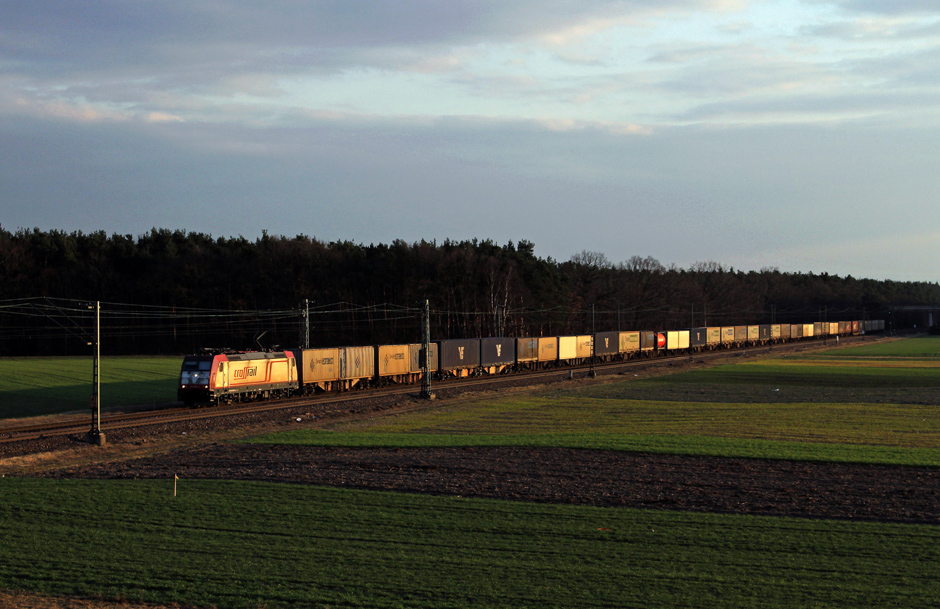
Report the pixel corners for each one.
[516,337,539,363]
[803,323,814,337]
[409,343,438,373]
[538,337,558,363]
[721,327,735,345]
[340,345,374,383]
[707,327,721,346]
[377,344,410,377]
[619,331,640,354]
[747,326,760,342]
[299,348,341,389]
[576,335,593,358]
[558,336,577,360]
[829,322,839,335]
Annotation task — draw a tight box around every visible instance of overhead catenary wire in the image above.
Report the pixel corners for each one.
[0,295,872,358]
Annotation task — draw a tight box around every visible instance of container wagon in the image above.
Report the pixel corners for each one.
[620,331,641,359]
[538,337,558,367]
[516,337,539,369]
[437,339,481,378]
[297,346,374,392]
[747,325,760,345]
[481,337,515,374]
[594,331,619,361]
[666,330,690,352]
[690,327,708,352]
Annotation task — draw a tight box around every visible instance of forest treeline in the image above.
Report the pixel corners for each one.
[1,227,938,355]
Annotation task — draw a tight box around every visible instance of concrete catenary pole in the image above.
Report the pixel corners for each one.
[88,301,105,445]
[420,299,434,399]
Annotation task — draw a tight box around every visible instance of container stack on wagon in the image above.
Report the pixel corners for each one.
[481,337,515,374]
[377,344,436,385]
[594,331,621,361]
[436,339,481,378]
[297,345,375,392]
[690,328,708,352]
[516,337,539,370]
[538,337,558,367]
[665,330,689,353]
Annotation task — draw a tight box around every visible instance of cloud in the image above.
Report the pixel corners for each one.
[651,43,838,105]
[806,15,940,40]
[830,1,940,16]
[145,111,184,123]
[2,1,726,70]
[6,96,133,123]
[2,1,744,126]
[2,0,939,284]
[730,229,940,281]
[15,0,937,131]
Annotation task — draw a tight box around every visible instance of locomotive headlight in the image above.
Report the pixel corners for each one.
[180,370,209,387]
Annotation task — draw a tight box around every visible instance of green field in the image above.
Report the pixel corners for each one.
[4,337,940,608]
[253,339,940,467]
[0,356,181,419]
[824,336,940,357]
[2,478,938,609]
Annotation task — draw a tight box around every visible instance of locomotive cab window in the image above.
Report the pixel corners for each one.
[180,358,213,386]
[182,359,212,371]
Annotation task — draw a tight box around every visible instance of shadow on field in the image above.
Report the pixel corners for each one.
[0,379,177,419]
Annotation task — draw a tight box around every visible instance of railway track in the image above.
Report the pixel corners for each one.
[0,335,876,446]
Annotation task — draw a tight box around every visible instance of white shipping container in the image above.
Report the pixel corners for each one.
[558,336,577,360]
[666,331,690,350]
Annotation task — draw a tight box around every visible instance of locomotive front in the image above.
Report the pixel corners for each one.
[178,355,216,405]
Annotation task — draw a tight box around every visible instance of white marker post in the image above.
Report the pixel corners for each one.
[174,474,178,497]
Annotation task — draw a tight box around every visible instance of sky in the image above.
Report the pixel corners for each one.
[2,0,939,282]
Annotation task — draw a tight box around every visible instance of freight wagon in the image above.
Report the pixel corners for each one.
[481,337,515,374]
[436,339,481,378]
[377,343,437,385]
[516,337,539,369]
[690,327,708,352]
[538,337,558,367]
[297,346,375,392]
[665,330,689,353]
[594,331,621,359]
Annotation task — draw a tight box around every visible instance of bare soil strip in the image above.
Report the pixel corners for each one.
[44,443,940,525]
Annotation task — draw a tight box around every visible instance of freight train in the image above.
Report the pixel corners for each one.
[178,319,885,405]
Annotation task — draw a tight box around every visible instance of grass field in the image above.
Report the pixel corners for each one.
[2,478,938,609]
[4,337,940,608]
[253,338,940,467]
[0,356,180,419]
[823,336,940,357]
